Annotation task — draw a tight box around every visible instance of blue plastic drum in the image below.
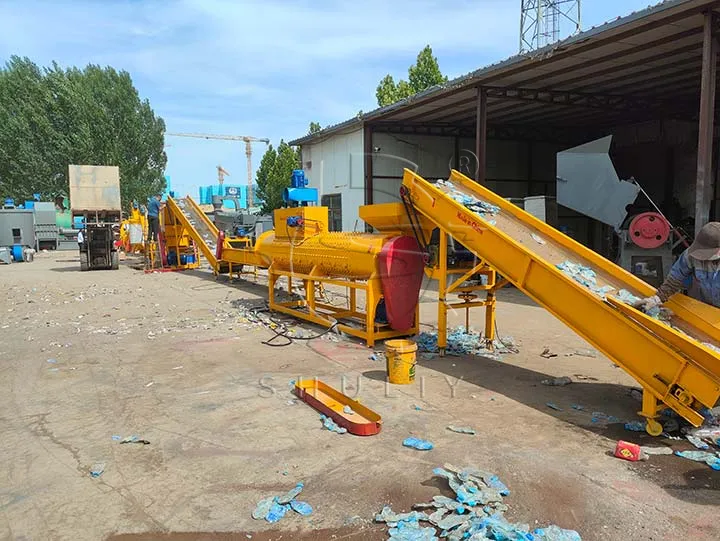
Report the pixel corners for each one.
[11,244,23,262]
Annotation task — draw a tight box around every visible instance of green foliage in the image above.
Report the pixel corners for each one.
[375,45,447,107]
[308,121,322,135]
[255,140,300,214]
[0,56,166,209]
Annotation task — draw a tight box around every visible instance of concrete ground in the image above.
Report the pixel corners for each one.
[1,253,718,541]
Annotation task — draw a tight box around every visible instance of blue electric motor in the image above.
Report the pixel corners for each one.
[283,170,318,206]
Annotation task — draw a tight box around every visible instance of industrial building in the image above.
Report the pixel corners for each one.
[290,0,720,258]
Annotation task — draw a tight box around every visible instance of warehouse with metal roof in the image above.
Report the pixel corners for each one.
[290,0,720,264]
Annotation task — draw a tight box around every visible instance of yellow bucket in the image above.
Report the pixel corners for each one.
[385,339,418,385]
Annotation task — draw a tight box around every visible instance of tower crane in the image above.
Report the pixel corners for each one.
[167,132,270,208]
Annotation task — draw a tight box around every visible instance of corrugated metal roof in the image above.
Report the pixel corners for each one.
[290,0,716,146]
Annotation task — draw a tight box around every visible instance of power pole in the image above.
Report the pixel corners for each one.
[167,132,270,209]
[520,0,581,54]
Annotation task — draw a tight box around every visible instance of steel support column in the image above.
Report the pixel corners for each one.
[364,123,373,206]
[475,88,487,183]
[695,11,717,234]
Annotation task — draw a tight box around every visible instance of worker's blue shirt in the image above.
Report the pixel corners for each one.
[147,199,161,217]
[667,250,720,307]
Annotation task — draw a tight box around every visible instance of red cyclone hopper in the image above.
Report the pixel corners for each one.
[378,236,425,331]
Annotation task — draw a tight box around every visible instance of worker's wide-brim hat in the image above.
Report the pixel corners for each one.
[688,222,720,260]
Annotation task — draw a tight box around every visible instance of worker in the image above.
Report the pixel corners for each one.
[77,228,84,252]
[634,222,720,311]
[147,194,162,243]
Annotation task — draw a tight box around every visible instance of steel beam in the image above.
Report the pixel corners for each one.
[696,10,718,234]
[364,123,373,206]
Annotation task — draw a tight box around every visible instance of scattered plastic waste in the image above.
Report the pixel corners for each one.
[531,233,546,245]
[616,289,641,305]
[545,402,563,411]
[675,450,720,470]
[684,425,720,442]
[89,462,105,478]
[686,435,710,450]
[277,482,304,504]
[640,446,674,456]
[415,326,517,358]
[534,525,582,541]
[289,500,313,516]
[565,348,597,358]
[447,425,476,435]
[46,358,57,363]
[320,414,347,434]
[369,354,378,361]
[437,180,500,222]
[111,435,121,441]
[556,261,613,297]
[571,404,585,411]
[377,464,580,540]
[252,482,313,523]
[403,437,434,451]
[591,411,621,424]
[413,404,423,411]
[120,435,150,445]
[343,405,355,415]
[624,421,646,432]
[540,347,557,359]
[266,501,290,523]
[542,376,572,386]
[252,497,274,520]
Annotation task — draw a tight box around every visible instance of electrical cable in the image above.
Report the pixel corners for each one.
[248,303,340,347]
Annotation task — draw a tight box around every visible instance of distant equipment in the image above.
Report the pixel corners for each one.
[167,132,270,208]
[217,165,230,186]
[520,0,581,53]
[556,136,683,286]
[69,165,122,271]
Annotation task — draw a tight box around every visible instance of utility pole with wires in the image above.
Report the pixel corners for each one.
[167,132,270,208]
[520,0,581,54]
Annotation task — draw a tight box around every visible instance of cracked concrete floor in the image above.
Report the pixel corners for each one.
[0,253,718,541]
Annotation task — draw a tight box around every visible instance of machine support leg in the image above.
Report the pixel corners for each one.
[640,389,664,436]
[485,291,496,345]
[350,286,357,314]
[438,233,449,356]
[366,277,381,347]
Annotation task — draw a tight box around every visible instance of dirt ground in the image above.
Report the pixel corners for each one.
[1,252,718,541]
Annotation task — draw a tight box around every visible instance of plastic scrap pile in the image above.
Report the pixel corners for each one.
[436,179,500,225]
[415,326,517,360]
[556,260,673,321]
[375,464,581,541]
[252,482,313,523]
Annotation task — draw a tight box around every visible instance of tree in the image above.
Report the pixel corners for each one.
[255,140,300,214]
[375,45,447,107]
[0,56,166,209]
[308,121,322,135]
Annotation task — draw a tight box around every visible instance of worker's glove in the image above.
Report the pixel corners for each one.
[632,295,661,312]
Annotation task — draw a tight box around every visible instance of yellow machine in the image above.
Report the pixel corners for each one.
[119,203,148,253]
[159,168,720,435]
[163,196,424,346]
[400,168,720,435]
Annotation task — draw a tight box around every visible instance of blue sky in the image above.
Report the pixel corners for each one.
[0,0,659,198]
